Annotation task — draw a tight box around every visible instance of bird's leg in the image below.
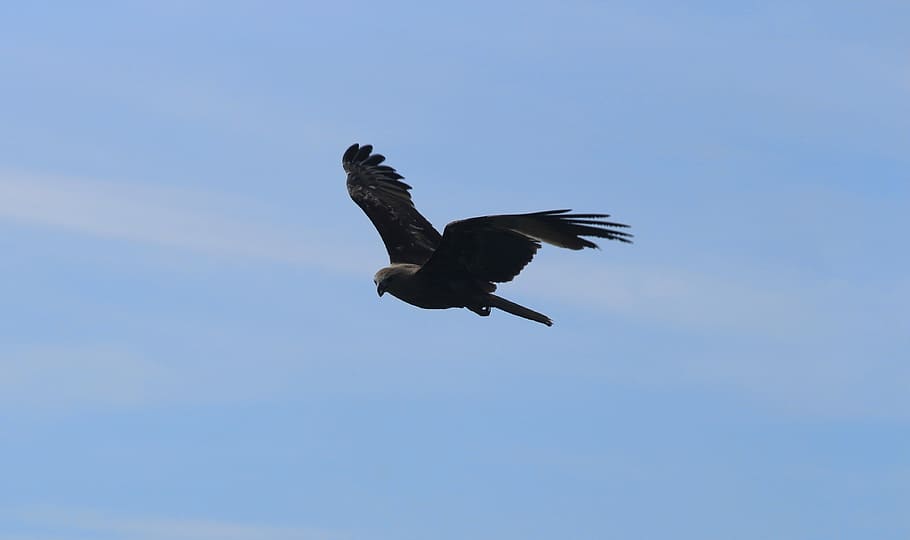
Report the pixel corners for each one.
[467,305,491,317]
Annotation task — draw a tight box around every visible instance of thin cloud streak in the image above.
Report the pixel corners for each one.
[4,168,904,345]
[514,259,818,336]
[1,345,169,408]
[0,342,364,410]
[512,259,910,419]
[9,507,345,540]
[0,169,364,274]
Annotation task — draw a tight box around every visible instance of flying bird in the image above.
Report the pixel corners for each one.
[343,143,632,326]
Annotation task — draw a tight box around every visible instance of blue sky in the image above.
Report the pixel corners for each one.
[1,1,908,539]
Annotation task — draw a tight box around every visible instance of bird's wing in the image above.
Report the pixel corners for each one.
[343,143,442,264]
[419,210,632,283]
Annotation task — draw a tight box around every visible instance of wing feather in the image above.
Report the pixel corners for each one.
[420,210,632,284]
[343,143,442,264]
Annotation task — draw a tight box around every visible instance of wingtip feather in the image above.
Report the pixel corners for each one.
[342,143,360,163]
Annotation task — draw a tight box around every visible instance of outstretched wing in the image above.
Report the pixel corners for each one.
[343,143,442,264]
[419,210,632,283]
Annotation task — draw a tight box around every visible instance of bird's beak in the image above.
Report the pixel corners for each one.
[376,283,385,297]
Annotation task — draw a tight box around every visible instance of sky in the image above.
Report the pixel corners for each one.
[1,1,908,539]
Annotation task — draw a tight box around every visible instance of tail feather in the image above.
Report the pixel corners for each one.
[488,294,553,326]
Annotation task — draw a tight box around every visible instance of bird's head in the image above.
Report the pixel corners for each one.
[373,265,415,298]
[373,267,394,297]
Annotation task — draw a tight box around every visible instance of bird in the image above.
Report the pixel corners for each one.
[343,143,632,326]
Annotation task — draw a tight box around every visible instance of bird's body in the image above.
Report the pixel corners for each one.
[344,143,631,326]
[374,263,456,310]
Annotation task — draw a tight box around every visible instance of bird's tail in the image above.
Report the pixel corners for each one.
[488,294,553,326]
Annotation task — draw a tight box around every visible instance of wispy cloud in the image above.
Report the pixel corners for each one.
[0,345,168,408]
[515,257,910,416]
[6,507,345,540]
[4,167,904,342]
[0,342,325,410]
[0,169,364,274]
[514,259,821,336]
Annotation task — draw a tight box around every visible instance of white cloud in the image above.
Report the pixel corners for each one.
[4,169,907,418]
[0,343,325,411]
[1,345,174,408]
[511,258,910,418]
[2,167,902,344]
[513,259,818,336]
[0,169,365,274]
[0,168,861,340]
[6,507,344,540]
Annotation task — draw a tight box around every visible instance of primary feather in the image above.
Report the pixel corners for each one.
[343,143,441,264]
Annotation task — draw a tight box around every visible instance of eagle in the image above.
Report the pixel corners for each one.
[343,143,632,326]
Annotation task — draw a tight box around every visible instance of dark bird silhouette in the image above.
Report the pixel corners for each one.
[343,143,632,326]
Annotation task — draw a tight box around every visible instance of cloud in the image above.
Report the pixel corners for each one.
[0,168,871,340]
[0,169,364,274]
[0,342,327,411]
[511,258,910,418]
[2,167,903,343]
[5,507,344,540]
[0,345,167,408]
[4,168,907,418]
[513,259,819,336]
